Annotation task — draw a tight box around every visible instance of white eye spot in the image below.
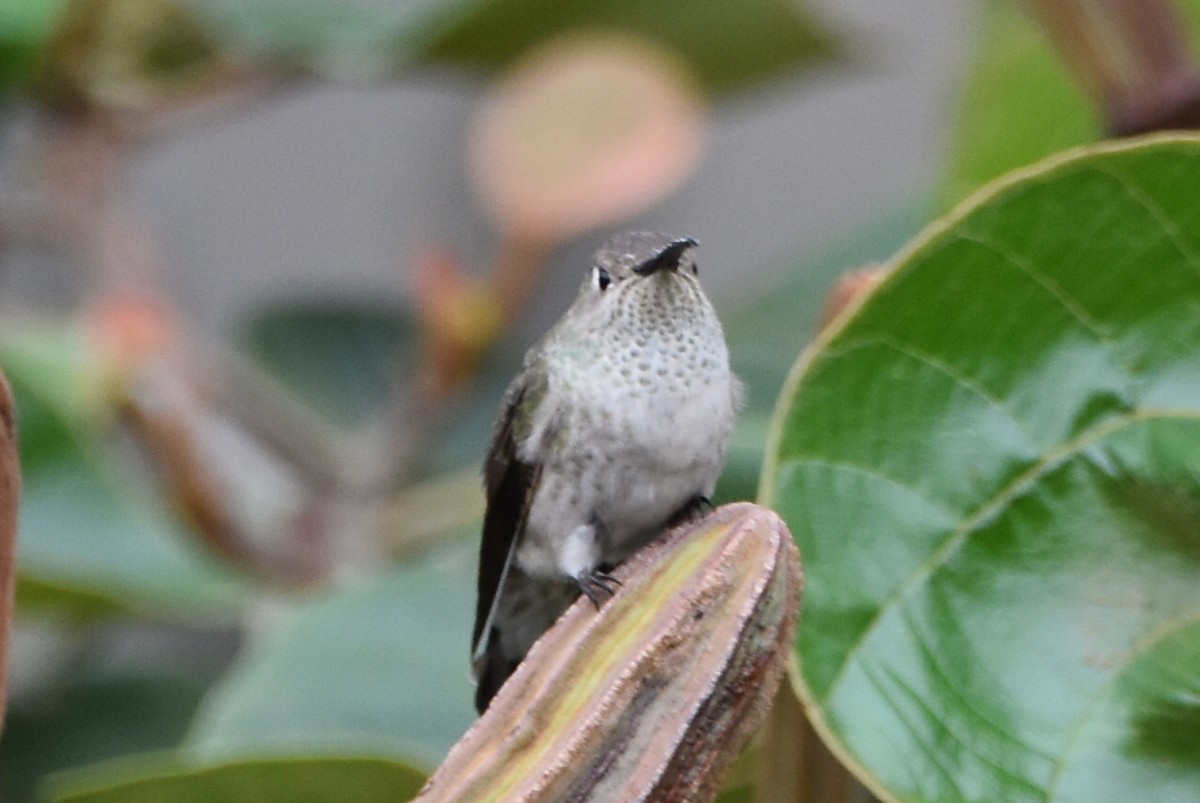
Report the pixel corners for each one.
[594,267,612,291]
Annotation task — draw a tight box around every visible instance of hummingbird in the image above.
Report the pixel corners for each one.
[471,231,739,713]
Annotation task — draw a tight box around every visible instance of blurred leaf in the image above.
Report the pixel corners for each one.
[186,538,477,770]
[202,0,455,78]
[207,0,835,94]
[726,207,925,417]
[714,206,923,503]
[711,737,759,803]
[1,670,214,803]
[417,0,837,95]
[49,755,425,803]
[713,786,754,803]
[0,0,68,92]
[469,32,705,243]
[34,0,226,110]
[417,355,513,477]
[240,302,416,429]
[942,0,1200,206]
[11,0,836,98]
[1,328,248,619]
[763,137,1200,800]
[713,412,771,505]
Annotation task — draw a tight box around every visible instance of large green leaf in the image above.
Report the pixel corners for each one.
[762,136,1200,801]
[185,538,478,770]
[942,0,1200,206]
[49,755,425,803]
[1,329,248,618]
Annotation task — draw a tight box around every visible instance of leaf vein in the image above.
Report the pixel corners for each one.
[1044,610,1200,798]
[901,606,1057,776]
[779,455,960,523]
[948,229,1126,372]
[819,409,1200,709]
[828,335,1043,451]
[860,659,967,801]
[1088,164,1200,282]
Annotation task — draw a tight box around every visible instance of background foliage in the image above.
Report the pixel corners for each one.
[2,0,1199,801]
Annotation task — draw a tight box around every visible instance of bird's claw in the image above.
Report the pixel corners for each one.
[669,495,714,527]
[578,569,622,609]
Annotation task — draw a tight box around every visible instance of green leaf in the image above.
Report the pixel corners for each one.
[240,302,417,429]
[762,136,1200,801]
[409,352,514,478]
[42,544,469,800]
[725,207,925,417]
[0,0,68,44]
[0,0,68,92]
[209,0,836,94]
[714,206,924,504]
[48,755,425,803]
[186,539,478,770]
[942,0,1200,207]
[414,0,836,95]
[1,328,248,618]
[0,669,215,802]
[203,0,455,78]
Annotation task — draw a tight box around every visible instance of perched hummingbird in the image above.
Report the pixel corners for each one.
[471,231,739,713]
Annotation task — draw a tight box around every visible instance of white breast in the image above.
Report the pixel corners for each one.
[516,329,736,578]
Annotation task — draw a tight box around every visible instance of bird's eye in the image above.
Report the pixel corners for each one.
[594,267,612,291]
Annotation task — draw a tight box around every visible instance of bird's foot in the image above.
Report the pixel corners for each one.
[577,569,622,609]
[668,494,714,528]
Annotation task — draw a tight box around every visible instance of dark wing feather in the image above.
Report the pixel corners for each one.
[471,370,547,656]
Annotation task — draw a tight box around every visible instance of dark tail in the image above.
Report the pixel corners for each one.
[471,573,581,713]
[474,635,519,713]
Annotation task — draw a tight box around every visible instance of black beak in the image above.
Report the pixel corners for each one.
[633,237,698,276]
